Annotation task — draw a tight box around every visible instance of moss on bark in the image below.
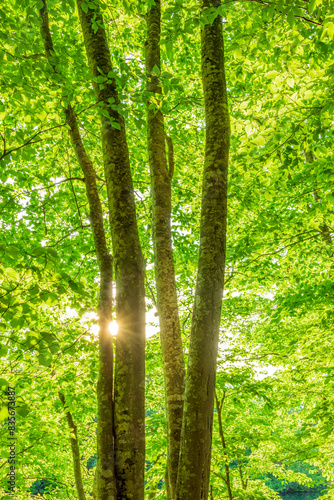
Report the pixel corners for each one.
[76,2,146,499]
[176,1,230,498]
[145,2,185,498]
[39,3,116,498]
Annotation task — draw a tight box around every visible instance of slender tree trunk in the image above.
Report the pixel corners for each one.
[39,4,116,499]
[215,393,233,500]
[58,392,87,500]
[76,2,146,499]
[238,464,247,491]
[176,1,230,498]
[145,1,185,498]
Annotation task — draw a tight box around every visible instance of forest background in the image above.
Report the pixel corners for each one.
[0,0,333,499]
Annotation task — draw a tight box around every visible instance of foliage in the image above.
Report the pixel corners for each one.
[0,0,334,498]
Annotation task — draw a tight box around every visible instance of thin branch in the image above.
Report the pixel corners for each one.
[23,177,85,195]
[258,109,322,161]
[0,123,66,161]
[46,224,90,247]
[294,15,322,25]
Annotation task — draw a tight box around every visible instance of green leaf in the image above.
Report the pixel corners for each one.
[0,378,9,390]
[0,344,8,357]
[287,10,295,27]
[6,245,20,258]
[309,0,317,12]
[110,121,121,130]
[1,448,10,458]
[17,404,30,418]
[44,292,58,305]
[38,354,52,367]
[5,267,19,280]
[81,2,88,13]
[0,405,9,421]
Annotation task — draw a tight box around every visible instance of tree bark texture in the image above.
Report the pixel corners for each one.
[215,393,233,500]
[58,392,87,500]
[76,2,146,499]
[145,1,185,498]
[39,3,116,499]
[176,1,230,498]
[67,105,116,500]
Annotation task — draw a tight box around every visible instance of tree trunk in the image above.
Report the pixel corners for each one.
[176,1,230,498]
[215,392,233,500]
[58,392,87,500]
[39,4,116,499]
[66,108,116,500]
[145,1,185,498]
[76,2,146,499]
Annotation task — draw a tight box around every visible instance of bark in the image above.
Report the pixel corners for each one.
[58,392,87,500]
[39,4,116,499]
[75,2,146,499]
[65,110,115,500]
[238,464,247,491]
[93,469,97,500]
[145,1,185,498]
[176,1,230,498]
[215,393,233,500]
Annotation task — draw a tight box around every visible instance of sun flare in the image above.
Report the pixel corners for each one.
[109,321,118,336]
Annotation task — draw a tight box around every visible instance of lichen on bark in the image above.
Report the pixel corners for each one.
[39,3,115,499]
[145,1,185,498]
[76,2,146,499]
[176,0,230,498]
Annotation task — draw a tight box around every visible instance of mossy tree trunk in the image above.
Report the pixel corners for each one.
[76,2,146,499]
[66,108,115,500]
[176,1,230,498]
[39,3,115,499]
[145,1,185,498]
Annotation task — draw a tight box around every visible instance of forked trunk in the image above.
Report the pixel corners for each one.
[39,4,115,498]
[76,2,146,499]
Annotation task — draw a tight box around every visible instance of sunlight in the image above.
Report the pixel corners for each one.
[87,321,118,338]
[109,321,118,336]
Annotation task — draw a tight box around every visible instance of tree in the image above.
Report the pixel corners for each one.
[1,0,333,499]
[145,1,185,497]
[1,0,229,498]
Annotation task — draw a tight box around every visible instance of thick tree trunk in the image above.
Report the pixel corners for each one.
[68,108,115,500]
[145,1,185,498]
[39,4,116,499]
[76,2,146,499]
[66,109,116,500]
[58,392,87,500]
[176,1,230,498]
